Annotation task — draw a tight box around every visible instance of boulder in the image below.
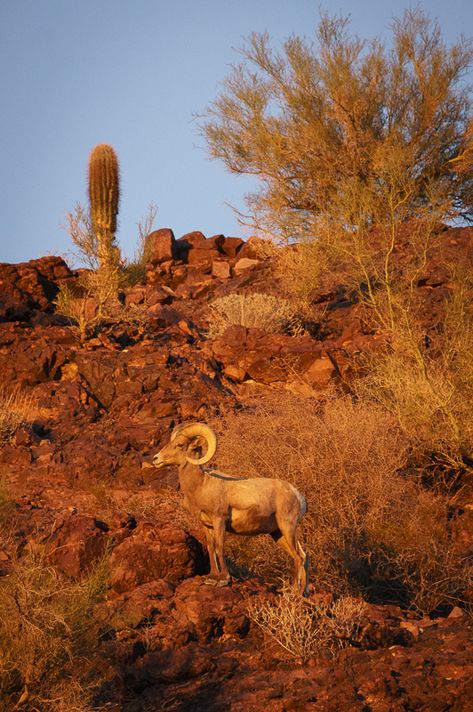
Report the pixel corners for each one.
[179,231,207,248]
[302,354,336,388]
[148,229,176,265]
[102,579,175,631]
[220,236,244,258]
[47,514,108,578]
[110,522,207,592]
[212,260,231,280]
[237,236,265,260]
[175,231,205,262]
[173,577,251,642]
[233,257,260,276]
[186,249,215,268]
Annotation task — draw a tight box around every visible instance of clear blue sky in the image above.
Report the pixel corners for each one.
[1,0,472,264]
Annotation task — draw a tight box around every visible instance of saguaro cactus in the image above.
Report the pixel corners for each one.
[88,144,120,271]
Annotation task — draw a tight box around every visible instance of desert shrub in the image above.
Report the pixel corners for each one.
[63,202,100,270]
[0,548,110,711]
[202,9,472,240]
[0,386,33,448]
[248,589,365,661]
[215,392,471,613]
[273,242,326,306]
[123,202,158,286]
[55,271,150,343]
[356,264,473,486]
[207,292,303,338]
[371,490,473,615]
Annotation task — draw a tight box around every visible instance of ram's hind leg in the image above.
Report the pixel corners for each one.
[271,527,309,596]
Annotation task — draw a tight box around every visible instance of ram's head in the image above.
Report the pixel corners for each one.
[153,422,217,468]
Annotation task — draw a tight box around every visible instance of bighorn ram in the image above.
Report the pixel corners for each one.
[153,422,309,594]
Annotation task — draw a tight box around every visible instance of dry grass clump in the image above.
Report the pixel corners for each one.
[0,548,110,711]
[0,386,33,447]
[248,589,365,662]
[215,392,471,614]
[0,471,15,525]
[207,292,303,338]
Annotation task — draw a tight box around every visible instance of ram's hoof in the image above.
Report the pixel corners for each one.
[215,577,230,587]
[203,576,230,587]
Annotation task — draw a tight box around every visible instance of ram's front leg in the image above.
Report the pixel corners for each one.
[212,516,230,586]
[203,526,219,582]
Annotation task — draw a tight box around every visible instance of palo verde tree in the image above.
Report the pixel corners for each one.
[202,10,473,479]
[201,9,473,242]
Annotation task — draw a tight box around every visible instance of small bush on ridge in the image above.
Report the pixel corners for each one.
[207,292,304,338]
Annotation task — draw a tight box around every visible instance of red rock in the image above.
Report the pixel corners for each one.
[221,324,248,349]
[175,278,214,300]
[186,249,215,268]
[220,236,244,258]
[207,234,226,250]
[126,643,215,687]
[302,354,336,387]
[109,522,206,592]
[212,260,231,280]
[173,578,251,642]
[400,620,420,641]
[47,514,108,578]
[102,579,175,631]
[245,357,287,384]
[237,236,267,259]
[179,231,207,248]
[148,228,176,265]
[0,256,73,313]
[124,287,146,305]
[233,257,260,275]
[223,364,246,382]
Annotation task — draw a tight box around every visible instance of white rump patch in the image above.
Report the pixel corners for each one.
[289,484,307,519]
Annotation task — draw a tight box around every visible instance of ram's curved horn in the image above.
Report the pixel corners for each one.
[171,422,217,465]
[171,422,194,441]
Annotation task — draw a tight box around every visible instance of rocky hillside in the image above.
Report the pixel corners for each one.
[0,226,472,710]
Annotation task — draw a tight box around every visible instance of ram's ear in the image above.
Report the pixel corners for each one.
[185,433,217,465]
[187,435,205,458]
[192,435,206,448]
